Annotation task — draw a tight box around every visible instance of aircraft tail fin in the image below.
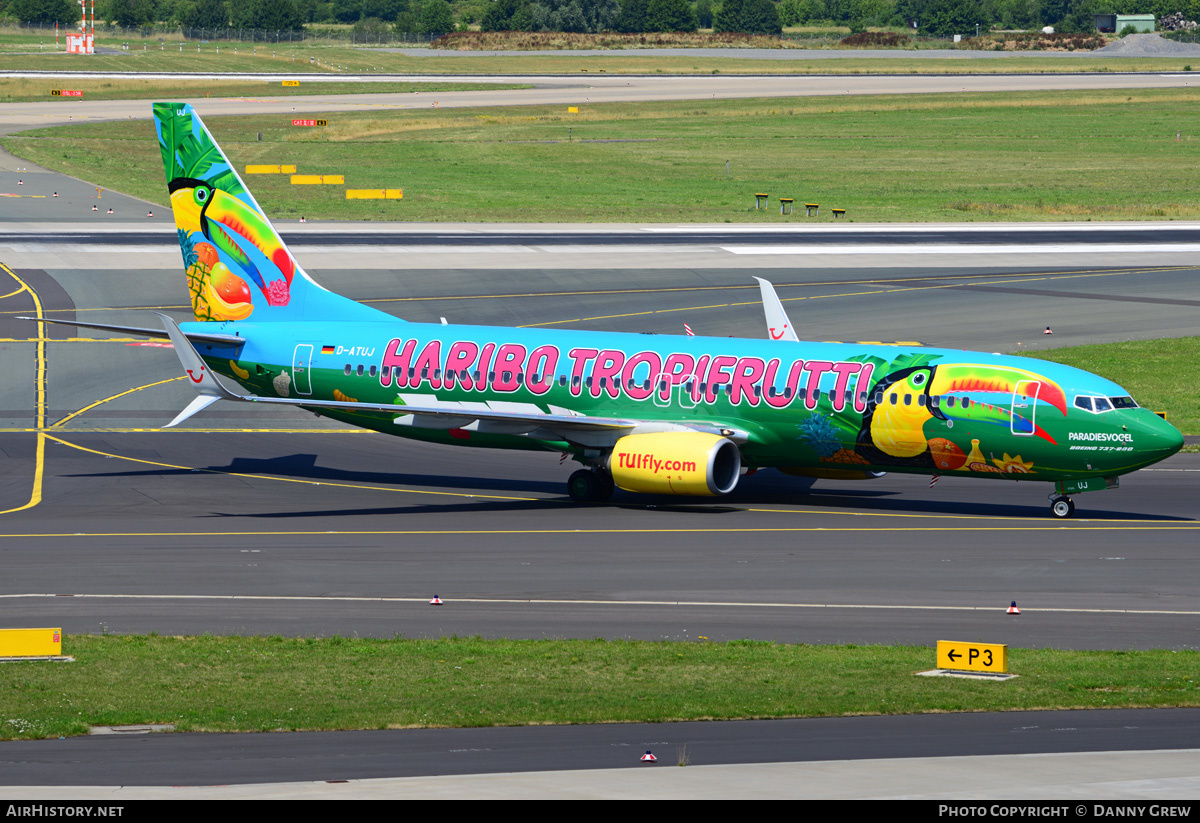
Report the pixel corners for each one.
[153,102,388,325]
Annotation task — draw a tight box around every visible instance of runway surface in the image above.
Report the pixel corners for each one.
[1,71,1199,134]
[2,709,1198,794]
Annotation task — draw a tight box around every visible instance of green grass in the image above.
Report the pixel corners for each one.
[1025,336,1200,434]
[0,77,527,103]
[2,635,1196,739]
[8,87,1200,223]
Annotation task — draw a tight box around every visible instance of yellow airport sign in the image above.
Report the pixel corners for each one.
[568,107,579,113]
[291,174,344,185]
[0,628,62,658]
[245,165,296,175]
[937,640,1007,673]
[345,189,403,200]
[282,80,300,86]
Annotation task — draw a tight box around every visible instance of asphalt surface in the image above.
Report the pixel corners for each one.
[12,224,1200,247]
[2,709,1198,788]
[1,256,1197,651]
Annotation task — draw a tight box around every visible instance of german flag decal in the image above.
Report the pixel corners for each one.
[321,345,335,355]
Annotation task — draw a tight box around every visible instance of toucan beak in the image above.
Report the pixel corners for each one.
[930,364,1068,417]
[929,363,1067,444]
[203,189,295,289]
[169,189,202,235]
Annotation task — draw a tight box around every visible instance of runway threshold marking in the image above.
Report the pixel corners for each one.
[0,263,45,516]
[5,592,1200,617]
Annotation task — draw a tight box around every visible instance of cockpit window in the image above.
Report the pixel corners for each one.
[1074,394,1138,413]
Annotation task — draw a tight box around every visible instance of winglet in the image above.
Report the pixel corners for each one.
[753,277,799,342]
[156,312,242,427]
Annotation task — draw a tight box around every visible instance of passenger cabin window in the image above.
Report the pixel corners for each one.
[356,365,364,377]
[344,364,351,376]
[369,365,377,378]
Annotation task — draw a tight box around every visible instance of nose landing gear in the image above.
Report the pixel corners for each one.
[567,468,615,502]
[1049,495,1075,519]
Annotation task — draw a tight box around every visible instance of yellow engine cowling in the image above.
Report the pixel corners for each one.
[608,432,741,496]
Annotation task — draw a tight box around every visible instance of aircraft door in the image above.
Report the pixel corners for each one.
[1011,380,1040,436]
[293,343,315,396]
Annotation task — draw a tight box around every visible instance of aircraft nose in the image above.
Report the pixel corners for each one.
[1135,413,1184,461]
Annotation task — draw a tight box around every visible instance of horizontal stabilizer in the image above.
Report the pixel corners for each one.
[18,316,244,347]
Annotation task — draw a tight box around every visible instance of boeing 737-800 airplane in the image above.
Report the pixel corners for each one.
[30,103,1185,517]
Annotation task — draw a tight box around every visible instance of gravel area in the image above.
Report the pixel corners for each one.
[1093,32,1200,54]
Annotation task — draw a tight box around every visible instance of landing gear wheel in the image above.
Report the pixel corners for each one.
[1050,496,1075,519]
[595,472,615,501]
[567,469,613,502]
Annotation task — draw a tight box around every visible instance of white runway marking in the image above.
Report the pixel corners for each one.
[5,593,1198,616]
[722,244,1200,255]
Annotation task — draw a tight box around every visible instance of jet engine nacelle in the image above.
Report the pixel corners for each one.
[608,432,741,496]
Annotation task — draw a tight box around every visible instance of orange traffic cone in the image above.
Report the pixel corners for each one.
[107,208,113,214]
[1044,326,1053,335]
[91,205,97,211]
[640,750,657,763]
[429,595,443,605]
[147,210,154,218]
[1007,601,1021,615]
[53,192,58,197]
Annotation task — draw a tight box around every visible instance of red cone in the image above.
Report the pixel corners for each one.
[640,750,657,763]
[1044,327,1053,335]
[1007,601,1020,615]
[429,595,443,605]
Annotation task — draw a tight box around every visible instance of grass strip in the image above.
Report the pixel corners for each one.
[8,87,1200,223]
[1,635,1197,740]
[1024,336,1200,435]
[0,78,527,103]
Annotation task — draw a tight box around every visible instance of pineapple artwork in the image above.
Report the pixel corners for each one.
[180,231,253,322]
[799,413,868,466]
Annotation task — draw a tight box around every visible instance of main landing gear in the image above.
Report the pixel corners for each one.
[1049,495,1075,519]
[568,469,615,503]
